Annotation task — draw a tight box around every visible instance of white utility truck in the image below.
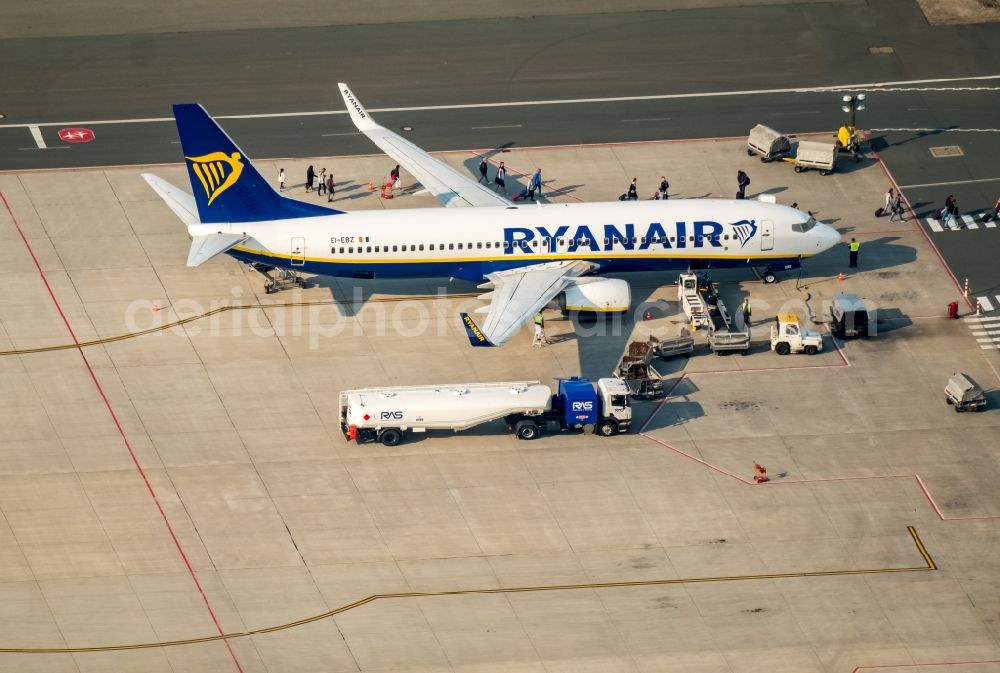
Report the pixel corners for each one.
[770,313,824,355]
[340,377,631,446]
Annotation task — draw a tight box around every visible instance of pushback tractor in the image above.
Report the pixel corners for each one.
[341,377,631,446]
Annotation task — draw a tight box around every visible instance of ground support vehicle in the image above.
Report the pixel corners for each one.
[678,272,713,328]
[705,295,750,356]
[944,373,987,412]
[746,124,792,162]
[649,329,695,359]
[830,292,876,338]
[836,125,864,162]
[506,377,632,437]
[770,313,824,355]
[678,273,749,354]
[794,140,837,175]
[341,378,631,445]
[616,340,666,399]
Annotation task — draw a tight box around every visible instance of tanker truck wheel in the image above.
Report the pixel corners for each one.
[515,421,539,440]
[379,428,403,446]
[595,420,618,437]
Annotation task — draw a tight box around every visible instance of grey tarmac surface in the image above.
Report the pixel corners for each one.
[0,134,999,673]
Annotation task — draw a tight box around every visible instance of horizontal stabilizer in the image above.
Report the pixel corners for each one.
[187,233,247,267]
[142,174,199,229]
[460,313,495,347]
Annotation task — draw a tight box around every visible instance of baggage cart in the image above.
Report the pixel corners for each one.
[649,329,695,359]
[944,372,987,412]
[615,340,665,399]
[746,124,792,162]
[794,140,837,176]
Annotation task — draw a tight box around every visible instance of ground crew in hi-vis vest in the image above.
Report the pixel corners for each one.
[533,312,548,346]
[849,238,860,268]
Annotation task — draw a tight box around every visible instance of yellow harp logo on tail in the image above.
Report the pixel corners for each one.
[186,151,243,206]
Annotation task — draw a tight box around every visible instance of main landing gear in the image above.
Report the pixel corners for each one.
[247,262,309,294]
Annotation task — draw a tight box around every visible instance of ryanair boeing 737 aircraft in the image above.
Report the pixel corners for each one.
[143,84,840,347]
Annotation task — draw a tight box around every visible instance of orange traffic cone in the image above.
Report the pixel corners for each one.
[151,302,160,313]
[753,463,769,483]
[367,180,375,192]
[644,310,652,321]
[837,272,845,283]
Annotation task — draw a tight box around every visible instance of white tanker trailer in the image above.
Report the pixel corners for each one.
[340,377,631,446]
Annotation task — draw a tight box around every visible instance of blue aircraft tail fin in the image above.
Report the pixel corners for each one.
[460,313,495,347]
[173,103,342,224]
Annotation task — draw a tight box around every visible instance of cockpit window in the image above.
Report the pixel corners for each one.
[791,216,818,233]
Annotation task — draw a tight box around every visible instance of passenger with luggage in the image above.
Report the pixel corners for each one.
[878,188,894,217]
[888,192,905,222]
[736,170,750,199]
[942,195,958,228]
[627,178,638,201]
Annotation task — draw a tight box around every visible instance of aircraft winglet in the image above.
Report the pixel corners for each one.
[339,83,380,131]
[459,313,495,347]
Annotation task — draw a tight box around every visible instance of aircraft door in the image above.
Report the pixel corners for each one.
[291,237,305,266]
[760,220,773,251]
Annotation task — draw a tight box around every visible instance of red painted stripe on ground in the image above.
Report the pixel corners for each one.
[0,191,245,672]
[867,134,970,308]
[641,362,1000,521]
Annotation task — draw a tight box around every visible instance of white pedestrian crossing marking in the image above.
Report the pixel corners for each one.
[976,296,995,312]
[976,336,1000,343]
[926,215,999,231]
[972,330,1000,336]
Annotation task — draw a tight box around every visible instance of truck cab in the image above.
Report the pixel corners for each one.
[595,377,632,435]
[770,313,824,355]
[557,377,631,436]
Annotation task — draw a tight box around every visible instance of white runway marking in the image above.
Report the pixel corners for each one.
[899,176,1000,189]
[321,132,361,137]
[471,124,523,129]
[621,117,673,123]
[2,74,999,130]
[28,125,46,149]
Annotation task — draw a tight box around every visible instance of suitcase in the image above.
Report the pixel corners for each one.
[875,207,884,217]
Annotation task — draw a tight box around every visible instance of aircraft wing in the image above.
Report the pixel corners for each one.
[339,83,512,208]
[460,261,595,347]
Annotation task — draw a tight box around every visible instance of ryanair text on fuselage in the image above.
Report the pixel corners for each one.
[501,219,757,254]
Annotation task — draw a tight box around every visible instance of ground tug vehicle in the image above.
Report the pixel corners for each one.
[770,313,824,355]
[341,377,631,445]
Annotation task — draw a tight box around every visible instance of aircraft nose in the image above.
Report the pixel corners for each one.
[820,223,841,251]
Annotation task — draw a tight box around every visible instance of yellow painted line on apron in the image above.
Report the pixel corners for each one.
[0,527,935,654]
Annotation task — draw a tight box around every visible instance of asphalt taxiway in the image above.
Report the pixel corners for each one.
[0,135,998,673]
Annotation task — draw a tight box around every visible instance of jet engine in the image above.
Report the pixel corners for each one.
[556,278,631,313]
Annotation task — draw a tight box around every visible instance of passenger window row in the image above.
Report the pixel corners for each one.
[331,234,732,254]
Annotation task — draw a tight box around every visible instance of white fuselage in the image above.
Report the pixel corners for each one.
[198,199,839,281]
